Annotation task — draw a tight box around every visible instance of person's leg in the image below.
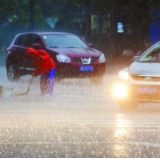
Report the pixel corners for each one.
[46,68,56,96]
[40,73,48,95]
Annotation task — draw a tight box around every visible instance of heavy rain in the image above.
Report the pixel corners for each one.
[1,0,160,158]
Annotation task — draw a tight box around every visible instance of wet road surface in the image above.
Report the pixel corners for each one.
[1,66,160,158]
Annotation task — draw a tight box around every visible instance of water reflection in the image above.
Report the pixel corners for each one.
[113,113,131,157]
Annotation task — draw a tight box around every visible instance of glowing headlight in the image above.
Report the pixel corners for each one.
[56,54,71,63]
[99,53,106,63]
[112,84,128,98]
[119,69,129,80]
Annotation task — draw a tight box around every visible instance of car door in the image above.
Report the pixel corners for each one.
[27,34,45,69]
[16,34,33,69]
[18,34,45,69]
[30,34,44,49]
[17,34,45,69]
[8,34,23,67]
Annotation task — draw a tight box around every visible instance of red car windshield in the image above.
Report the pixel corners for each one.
[42,34,88,48]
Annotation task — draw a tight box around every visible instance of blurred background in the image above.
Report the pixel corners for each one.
[1,0,160,62]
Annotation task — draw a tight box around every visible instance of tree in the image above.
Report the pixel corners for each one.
[1,0,160,52]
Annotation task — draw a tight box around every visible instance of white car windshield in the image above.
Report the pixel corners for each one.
[42,34,88,48]
[139,42,160,62]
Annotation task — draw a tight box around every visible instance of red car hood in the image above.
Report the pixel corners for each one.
[49,48,102,57]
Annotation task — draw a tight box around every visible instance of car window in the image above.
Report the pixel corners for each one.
[30,34,44,48]
[42,34,88,48]
[15,34,31,47]
[14,35,23,45]
[139,42,160,62]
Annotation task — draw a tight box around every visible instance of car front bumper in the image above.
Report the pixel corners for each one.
[56,62,106,78]
[113,80,160,103]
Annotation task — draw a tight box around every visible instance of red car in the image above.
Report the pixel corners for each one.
[6,32,106,82]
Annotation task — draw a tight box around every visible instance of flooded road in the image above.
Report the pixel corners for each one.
[1,66,160,158]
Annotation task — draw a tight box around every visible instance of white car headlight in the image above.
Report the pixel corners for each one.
[119,68,129,80]
[56,54,71,63]
[113,83,128,98]
[99,53,106,63]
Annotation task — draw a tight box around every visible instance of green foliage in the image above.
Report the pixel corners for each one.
[1,0,160,53]
[1,0,160,27]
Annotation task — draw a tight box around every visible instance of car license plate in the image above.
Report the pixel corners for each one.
[137,87,157,94]
[80,66,94,71]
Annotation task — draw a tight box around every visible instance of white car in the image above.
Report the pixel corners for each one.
[113,41,160,110]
